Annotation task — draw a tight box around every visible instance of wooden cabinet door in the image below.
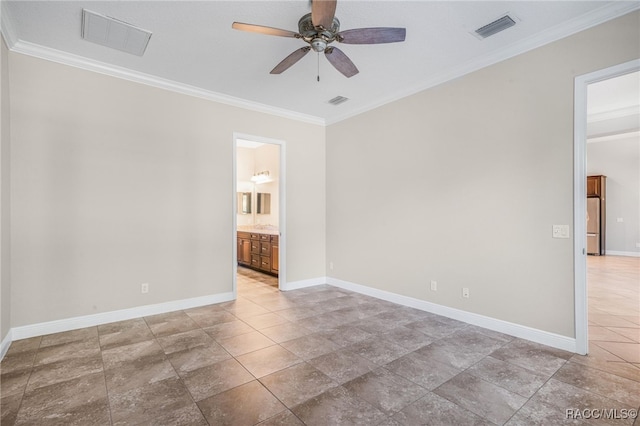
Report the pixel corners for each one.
[271,243,279,273]
[587,176,601,197]
[238,238,251,265]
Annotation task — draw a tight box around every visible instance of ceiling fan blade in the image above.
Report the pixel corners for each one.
[324,47,359,78]
[271,47,311,74]
[311,0,337,29]
[338,27,406,44]
[232,22,299,38]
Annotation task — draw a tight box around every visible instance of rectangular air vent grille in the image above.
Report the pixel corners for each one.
[82,9,152,56]
[475,15,516,39]
[328,96,349,106]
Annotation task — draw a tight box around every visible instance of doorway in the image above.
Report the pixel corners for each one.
[232,133,286,298]
[574,59,640,355]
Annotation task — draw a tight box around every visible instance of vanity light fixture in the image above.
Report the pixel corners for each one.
[251,171,272,184]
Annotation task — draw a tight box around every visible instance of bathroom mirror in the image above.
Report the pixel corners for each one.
[237,192,252,214]
[256,193,271,214]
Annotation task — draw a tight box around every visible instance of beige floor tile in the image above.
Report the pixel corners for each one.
[594,341,640,364]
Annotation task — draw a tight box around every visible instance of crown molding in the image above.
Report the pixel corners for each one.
[587,129,640,143]
[588,105,640,123]
[8,39,326,127]
[324,2,640,125]
[3,1,638,127]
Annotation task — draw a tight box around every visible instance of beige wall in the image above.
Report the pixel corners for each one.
[1,36,11,341]
[326,12,640,338]
[587,136,640,254]
[9,53,325,327]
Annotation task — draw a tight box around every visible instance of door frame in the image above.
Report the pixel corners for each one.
[232,132,286,298]
[573,58,639,355]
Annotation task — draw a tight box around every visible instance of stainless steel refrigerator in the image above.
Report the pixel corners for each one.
[587,197,600,255]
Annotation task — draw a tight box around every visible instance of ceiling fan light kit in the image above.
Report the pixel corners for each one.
[232,0,406,78]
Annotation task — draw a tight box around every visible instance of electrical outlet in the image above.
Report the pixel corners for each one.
[462,287,470,298]
[329,262,334,270]
[430,280,437,291]
[141,283,149,294]
[616,217,624,223]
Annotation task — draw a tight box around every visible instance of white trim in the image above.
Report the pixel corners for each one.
[232,133,286,291]
[281,277,327,292]
[0,329,12,360]
[10,40,325,126]
[588,130,640,144]
[588,106,640,123]
[10,292,234,341]
[574,59,640,357]
[328,277,577,353]
[605,250,640,258]
[232,138,239,300]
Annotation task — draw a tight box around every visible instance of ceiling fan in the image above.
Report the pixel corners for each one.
[232,0,406,78]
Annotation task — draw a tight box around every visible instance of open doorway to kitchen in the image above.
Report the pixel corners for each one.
[233,133,286,298]
[574,60,640,357]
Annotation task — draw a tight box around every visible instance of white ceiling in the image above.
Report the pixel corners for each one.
[2,1,639,125]
[587,71,640,140]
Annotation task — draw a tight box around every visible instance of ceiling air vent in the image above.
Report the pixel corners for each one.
[475,15,516,39]
[328,96,349,106]
[82,9,152,56]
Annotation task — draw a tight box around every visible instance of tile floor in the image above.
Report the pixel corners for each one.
[587,255,640,367]
[1,262,639,425]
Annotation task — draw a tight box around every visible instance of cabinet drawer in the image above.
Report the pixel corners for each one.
[250,233,261,240]
[260,234,271,241]
[251,255,261,268]
[238,232,250,239]
[259,256,271,271]
[260,241,271,255]
[271,235,279,244]
[251,241,260,254]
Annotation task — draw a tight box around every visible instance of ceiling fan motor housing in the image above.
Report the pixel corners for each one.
[298,13,340,51]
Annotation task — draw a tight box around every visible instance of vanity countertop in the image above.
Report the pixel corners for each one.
[237,226,279,236]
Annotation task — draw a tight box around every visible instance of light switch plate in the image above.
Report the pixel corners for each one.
[552,225,570,239]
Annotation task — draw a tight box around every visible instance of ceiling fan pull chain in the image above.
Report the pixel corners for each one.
[317,52,320,82]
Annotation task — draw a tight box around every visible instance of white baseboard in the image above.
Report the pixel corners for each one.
[281,276,327,291]
[4,277,579,355]
[0,329,12,359]
[605,250,640,257]
[10,292,235,342]
[327,277,577,353]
